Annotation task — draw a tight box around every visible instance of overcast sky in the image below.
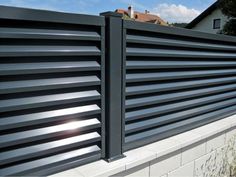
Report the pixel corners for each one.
[0,0,217,23]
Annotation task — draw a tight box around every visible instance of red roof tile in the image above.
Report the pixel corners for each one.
[115,9,167,25]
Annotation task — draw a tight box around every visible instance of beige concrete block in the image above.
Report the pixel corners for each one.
[150,151,181,177]
[75,160,126,177]
[190,118,231,141]
[215,146,231,177]
[76,146,155,177]
[124,167,149,177]
[225,129,236,165]
[171,131,202,148]
[194,151,216,177]
[225,127,236,143]
[206,133,225,153]
[224,114,236,127]
[182,142,206,165]
[211,120,231,133]
[124,146,156,170]
[168,161,194,177]
[112,163,149,177]
[145,137,181,159]
[49,169,84,177]
[191,123,220,140]
[195,145,234,177]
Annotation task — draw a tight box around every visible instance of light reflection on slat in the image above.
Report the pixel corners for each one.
[0,117,101,148]
[0,104,101,130]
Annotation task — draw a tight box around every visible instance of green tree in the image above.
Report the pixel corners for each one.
[218,0,236,36]
[122,14,134,21]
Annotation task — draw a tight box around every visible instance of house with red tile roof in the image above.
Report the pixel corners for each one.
[115,6,168,26]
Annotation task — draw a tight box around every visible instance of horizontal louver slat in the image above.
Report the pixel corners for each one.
[0,7,104,176]
[0,118,101,148]
[125,104,236,149]
[0,132,101,166]
[127,34,236,51]
[126,90,236,122]
[0,104,101,131]
[127,47,236,58]
[126,69,236,83]
[0,27,101,40]
[126,97,236,134]
[0,61,100,75]
[126,76,236,96]
[0,46,101,57]
[127,60,236,69]
[0,91,101,112]
[126,83,236,108]
[0,76,100,94]
[0,145,101,176]
[124,20,236,150]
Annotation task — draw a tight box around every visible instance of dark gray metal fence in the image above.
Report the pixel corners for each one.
[123,20,236,150]
[0,6,105,176]
[1,7,236,176]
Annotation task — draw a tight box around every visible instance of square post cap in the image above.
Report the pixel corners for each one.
[100,11,123,18]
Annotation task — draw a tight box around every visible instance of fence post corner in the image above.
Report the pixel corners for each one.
[100,11,125,162]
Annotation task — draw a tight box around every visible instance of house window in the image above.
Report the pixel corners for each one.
[213,19,221,29]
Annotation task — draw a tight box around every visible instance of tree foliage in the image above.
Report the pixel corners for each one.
[218,0,236,17]
[122,14,134,21]
[218,0,236,36]
[223,19,236,35]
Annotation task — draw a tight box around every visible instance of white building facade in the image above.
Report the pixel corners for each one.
[186,1,229,34]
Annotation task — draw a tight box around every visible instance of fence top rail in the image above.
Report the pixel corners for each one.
[123,20,236,44]
[0,5,105,26]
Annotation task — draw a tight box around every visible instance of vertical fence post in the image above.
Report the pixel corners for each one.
[100,11,125,161]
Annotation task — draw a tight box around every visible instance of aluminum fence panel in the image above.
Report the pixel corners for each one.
[123,20,236,150]
[2,7,236,175]
[0,6,105,176]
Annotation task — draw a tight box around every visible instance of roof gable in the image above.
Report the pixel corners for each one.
[186,1,218,29]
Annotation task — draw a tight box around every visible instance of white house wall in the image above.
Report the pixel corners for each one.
[192,8,228,34]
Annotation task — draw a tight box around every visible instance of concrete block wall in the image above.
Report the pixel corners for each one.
[50,115,236,177]
[113,128,236,177]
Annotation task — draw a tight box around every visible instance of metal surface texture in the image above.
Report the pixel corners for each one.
[2,5,236,176]
[123,20,236,150]
[100,12,125,161]
[0,6,105,176]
